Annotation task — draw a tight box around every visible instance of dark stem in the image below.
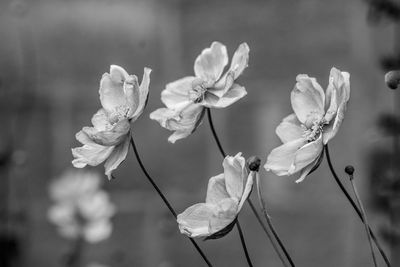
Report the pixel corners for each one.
[236,219,254,267]
[206,108,226,157]
[66,237,84,267]
[348,175,378,267]
[324,144,391,267]
[130,135,213,267]
[255,174,294,267]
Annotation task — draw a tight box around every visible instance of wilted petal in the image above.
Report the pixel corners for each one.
[207,84,247,109]
[161,76,196,110]
[104,137,130,180]
[72,143,114,168]
[264,138,307,176]
[131,67,152,120]
[223,153,247,200]
[291,74,325,126]
[99,73,127,114]
[289,135,323,175]
[206,174,230,204]
[177,203,217,237]
[276,113,304,143]
[83,119,130,146]
[194,42,228,83]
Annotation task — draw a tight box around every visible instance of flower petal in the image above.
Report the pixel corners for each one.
[288,134,323,175]
[91,109,112,132]
[291,74,325,126]
[206,174,230,204]
[206,84,247,109]
[177,203,218,238]
[103,136,130,180]
[323,68,350,144]
[194,42,228,83]
[131,67,152,120]
[276,113,304,143]
[228,42,250,80]
[110,65,129,83]
[237,171,254,211]
[264,138,307,176]
[82,119,130,146]
[99,73,127,114]
[295,153,322,183]
[161,76,196,110]
[223,153,247,200]
[150,104,205,143]
[72,143,114,168]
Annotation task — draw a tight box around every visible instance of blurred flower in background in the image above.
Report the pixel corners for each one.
[48,169,116,243]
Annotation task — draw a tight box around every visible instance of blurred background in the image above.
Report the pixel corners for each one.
[1,0,400,266]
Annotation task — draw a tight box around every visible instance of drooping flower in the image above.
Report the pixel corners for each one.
[264,67,350,183]
[72,65,151,179]
[177,153,254,238]
[150,42,249,143]
[48,169,116,243]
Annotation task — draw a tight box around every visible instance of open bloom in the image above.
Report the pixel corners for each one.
[48,170,116,243]
[177,153,254,238]
[72,65,151,179]
[150,41,249,143]
[264,67,350,183]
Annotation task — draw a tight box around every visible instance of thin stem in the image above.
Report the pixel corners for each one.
[236,219,254,267]
[130,135,213,267]
[256,174,294,267]
[206,108,226,157]
[348,173,377,267]
[324,144,391,267]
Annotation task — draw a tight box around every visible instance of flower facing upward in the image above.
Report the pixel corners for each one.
[177,153,254,238]
[264,67,350,183]
[72,65,151,179]
[48,170,116,243]
[150,42,249,143]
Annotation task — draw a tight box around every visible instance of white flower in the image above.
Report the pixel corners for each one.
[72,65,151,179]
[48,169,116,243]
[177,153,254,238]
[150,42,249,143]
[264,67,350,183]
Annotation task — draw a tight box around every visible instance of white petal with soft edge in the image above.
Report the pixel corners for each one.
[276,113,304,143]
[194,42,228,83]
[110,65,129,83]
[99,73,127,114]
[237,172,254,211]
[161,76,196,110]
[264,138,307,176]
[206,84,247,109]
[177,203,217,237]
[291,75,325,126]
[131,67,152,120]
[223,153,246,200]
[205,174,230,204]
[72,144,114,168]
[104,137,130,180]
[289,135,323,175]
[82,119,130,146]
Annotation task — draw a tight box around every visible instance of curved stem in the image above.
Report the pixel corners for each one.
[256,174,294,267]
[206,108,226,157]
[348,174,377,267]
[236,219,254,267]
[130,135,213,267]
[324,144,391,267]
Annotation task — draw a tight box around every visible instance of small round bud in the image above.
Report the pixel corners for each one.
[344,165,355,176]
[384,70,400,90]
[247,156,261,172]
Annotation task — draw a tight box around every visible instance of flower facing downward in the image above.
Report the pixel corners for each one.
[150,42,249,143]
[48,170,116,243]
[72,65,151,179]
[264,67,350,183]
[177,153,254,238]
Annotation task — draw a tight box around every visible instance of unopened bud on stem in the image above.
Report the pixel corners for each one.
[345,165,355,180]
[247,156,261,172]
[385,70,400,90]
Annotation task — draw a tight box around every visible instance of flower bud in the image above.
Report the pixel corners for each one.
[384,70,400,90]
[247,156,261,172]
[345,165,355,176]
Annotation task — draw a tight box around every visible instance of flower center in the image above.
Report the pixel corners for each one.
[108,105,131,124]
[303,119,327,142]
[189,80,208,103]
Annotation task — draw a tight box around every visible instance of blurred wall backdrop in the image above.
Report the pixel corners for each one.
[0,0,398,266]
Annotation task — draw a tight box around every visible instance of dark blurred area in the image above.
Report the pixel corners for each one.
[1,0,400,266]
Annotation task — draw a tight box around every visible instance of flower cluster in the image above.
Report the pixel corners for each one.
[48,169,116,243]
[72,65,151,179]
